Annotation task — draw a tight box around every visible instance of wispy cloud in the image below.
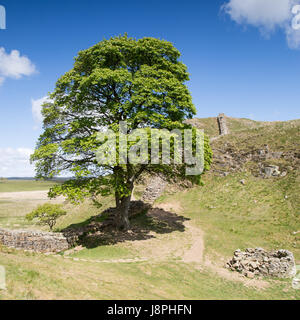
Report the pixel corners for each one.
[0,148,34,177]
[31,96,49,129]
[0,47,37,85]
[222,0,300,49]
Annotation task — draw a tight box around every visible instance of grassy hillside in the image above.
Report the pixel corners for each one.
[0,116,299,300]
[159,172,300,262]
[212,119,300,151]
[182,116,300,262]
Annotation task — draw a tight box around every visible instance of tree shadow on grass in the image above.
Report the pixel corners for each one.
[62,201,189,249]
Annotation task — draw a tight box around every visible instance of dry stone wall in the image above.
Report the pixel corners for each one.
[0,228,74,253]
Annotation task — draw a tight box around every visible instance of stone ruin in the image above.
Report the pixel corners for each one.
[217,113,229,136]
[0,228,75,253]
[226,248,296,279]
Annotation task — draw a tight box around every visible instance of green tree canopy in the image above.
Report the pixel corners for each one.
[31,35,212,230]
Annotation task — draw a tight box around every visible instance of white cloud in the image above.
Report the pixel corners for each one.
[222,0,300,49]
[0,47,36,85]
[0,148,35,177]
[31,96,49,128]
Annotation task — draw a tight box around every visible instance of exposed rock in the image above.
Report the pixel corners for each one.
[264,165,281,177]
[226,248,296,278]
[141,175,167,204]
[281,171,287,177]
[210,141,299,178]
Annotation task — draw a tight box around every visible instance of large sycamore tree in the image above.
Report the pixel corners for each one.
[32,35,212,230]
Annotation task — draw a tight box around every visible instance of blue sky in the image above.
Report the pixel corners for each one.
[0,0,299,176]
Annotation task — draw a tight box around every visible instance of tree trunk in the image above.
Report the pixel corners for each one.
[114,184,133,230]
[115,191,121,208]
[113,165,136,230]
[115,195,131,230]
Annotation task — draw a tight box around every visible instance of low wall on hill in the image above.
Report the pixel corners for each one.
[0,228,74,253]
[217,113,229,135]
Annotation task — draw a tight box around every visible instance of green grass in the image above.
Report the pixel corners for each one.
[0,179,113,231]
[55,195,114,231]
[70,245,134,260]
[0,198,50,230]
[0,248,298,300]
[0,180,59,193]
[158,171,300,262]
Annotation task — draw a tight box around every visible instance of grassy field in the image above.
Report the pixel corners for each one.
[0,118,299,300]
[0,180,59,193]
[0,180,63,230]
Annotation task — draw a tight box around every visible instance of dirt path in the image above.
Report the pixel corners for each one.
[182,223,204,265]
[0,190,64,202]
[156,200,269,289]
[0,190,49,200]
[61,255,149,264]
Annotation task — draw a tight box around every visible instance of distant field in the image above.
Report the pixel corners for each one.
[0,180,63,229]
[0,180,59,193]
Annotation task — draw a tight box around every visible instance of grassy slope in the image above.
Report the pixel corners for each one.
[181,117,300,261]
[159,171,300,262]
[0,248,292,300]
[0,117,299,299]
